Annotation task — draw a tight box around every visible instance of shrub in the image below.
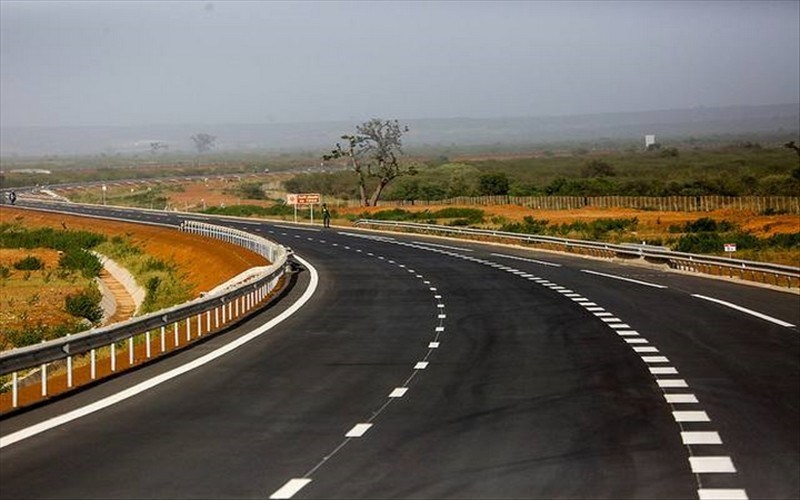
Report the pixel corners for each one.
[0,265,10,279]
[58,249,102,278]
[65,288,103,324]
[683,217,735,233]
[13,255,44,271]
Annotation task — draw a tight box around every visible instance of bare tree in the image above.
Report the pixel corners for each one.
[150,141,168,155]
[784,140,800,158]
[323,119,415,206]
[191,133,217,153]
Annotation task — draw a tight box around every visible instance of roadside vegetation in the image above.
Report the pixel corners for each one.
[0,224,192,350]
[353,209,799,265]
[289,144,800,201]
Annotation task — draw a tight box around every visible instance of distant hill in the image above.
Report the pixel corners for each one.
[1,103,797,157]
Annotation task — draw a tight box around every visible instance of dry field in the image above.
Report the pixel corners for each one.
[0,206,268,333]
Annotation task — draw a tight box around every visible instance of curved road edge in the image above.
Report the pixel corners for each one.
[0,254,320,449]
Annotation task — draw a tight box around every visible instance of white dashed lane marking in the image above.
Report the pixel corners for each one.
[270,479,312,499]
[345,423,373,438]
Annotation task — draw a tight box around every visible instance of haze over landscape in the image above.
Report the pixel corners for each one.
[1,1,798,156]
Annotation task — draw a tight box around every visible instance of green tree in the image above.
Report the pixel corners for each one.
[323,119,416,206]
[478,172,510,195]
[581,160,616,178]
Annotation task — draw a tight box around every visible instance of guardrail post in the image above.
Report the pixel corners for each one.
[235,297,240,318]
[161,326,166,353]
[215,307,220,328]
[186,318,191,342]
[145,332,151,359]
[197,314,202,336]
[207,311,211,332]
[128,336,134,365]
[9,371,19,408]
[173,323,179,347]
[91,349,97,379]
[41,362,47,397]
[222,302,227,324]
[67,351,73,388]
[111,342,116,372]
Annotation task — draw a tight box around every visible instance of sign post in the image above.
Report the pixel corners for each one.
[724,243,736,257]
[286,193,321,224]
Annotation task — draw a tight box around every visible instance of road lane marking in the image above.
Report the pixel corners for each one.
[689,456,736,473]
[691,294,795,327]
[681,431,722,445]
[270,479,312,499]
[625,338,649,344]
[698,489,748,500]
[658,379,688,387]
[642,356,669,363]
[581,269,668,289]
[435,327,444,332]
[274,225,320,232]
[633,346,659,353]
[665,394,698,403]
[345,423,373,438]
[649,367,679,375]
[609,323,631,329]
[389,388,408,398]
[414,362,429,370]
[490,252,561,267]
[673,410,710,422]
[412,241,474,252]
[428,342,440,348]
[0,254,320,449]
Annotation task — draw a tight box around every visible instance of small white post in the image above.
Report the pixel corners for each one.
[207,310,211,331]
[41,363,47,397]
[128,336,134,365]
[67,354,73,388]
[235,298,240,318]
[111,342,116,372]
[12,372,18,408]
[145,331,151,359]
[215,307,220,328]
[222,303,227,324]
[91,349,97,379]
[186,318,191,341]
[197,314,202,336]
[174,322,179,346]
[161,326,166,352]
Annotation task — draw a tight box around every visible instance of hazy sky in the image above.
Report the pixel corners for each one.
[1,0,798,128]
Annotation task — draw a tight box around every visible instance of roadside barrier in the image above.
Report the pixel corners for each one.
[0,221,290,413]
[355,219,800,289]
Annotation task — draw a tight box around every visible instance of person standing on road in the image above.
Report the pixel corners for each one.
[322,203,331,228]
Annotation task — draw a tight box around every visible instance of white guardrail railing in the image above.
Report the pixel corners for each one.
[355,219,800,289]
[0,221,291,413]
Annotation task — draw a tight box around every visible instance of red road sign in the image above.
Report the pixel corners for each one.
[286,193,321,205]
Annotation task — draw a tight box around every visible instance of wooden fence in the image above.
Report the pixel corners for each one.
[346,195,800,214]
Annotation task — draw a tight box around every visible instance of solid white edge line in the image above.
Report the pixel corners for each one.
[691,294,795,327]
[270,478,312,499]
[581,269,668,289]
[0,254,320,449]
[490,252,562,267]
[411,241,473,252]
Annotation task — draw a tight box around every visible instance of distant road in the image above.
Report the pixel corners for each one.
[1,202,798,499]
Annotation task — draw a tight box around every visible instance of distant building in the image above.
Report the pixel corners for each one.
[645,134,656,149]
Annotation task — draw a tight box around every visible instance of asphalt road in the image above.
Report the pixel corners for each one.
[1,203,798,499]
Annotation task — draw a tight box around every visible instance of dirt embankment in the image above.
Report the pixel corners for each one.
[1,206,268,306]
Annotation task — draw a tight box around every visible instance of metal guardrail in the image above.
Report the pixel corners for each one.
[355,219,800,289]
[0,221,290,411]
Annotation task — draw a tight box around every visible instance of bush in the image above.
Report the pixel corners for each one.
[13,255,44,271]
[58,249,102,278]
[683,217,735,233]
[65,288,103,324]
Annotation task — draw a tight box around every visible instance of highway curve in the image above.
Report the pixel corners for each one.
[1,204,798,499]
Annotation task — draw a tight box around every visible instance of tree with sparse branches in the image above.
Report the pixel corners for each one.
[323,119,416,206]
[191,133,216,153]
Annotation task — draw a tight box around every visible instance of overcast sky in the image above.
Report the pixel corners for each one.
[1,0,798,128]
